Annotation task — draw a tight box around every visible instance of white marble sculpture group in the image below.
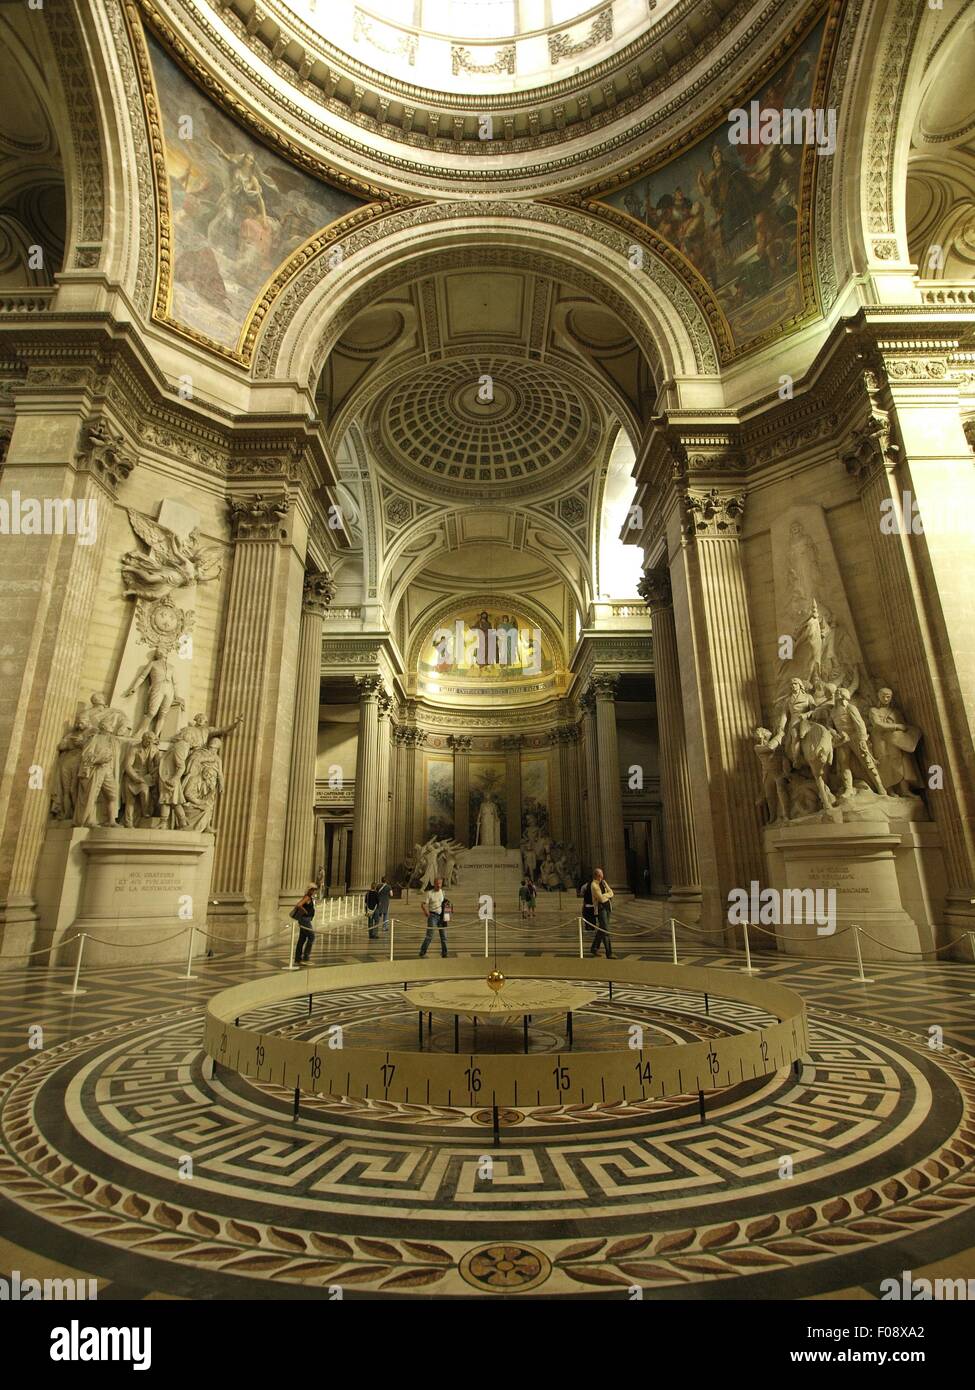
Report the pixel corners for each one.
[52,695,242,833]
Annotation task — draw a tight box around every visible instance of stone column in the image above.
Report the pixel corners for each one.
[280,571,333,901]
[590,675,628,887]
[555,726,583,855]
[579,690,601,868]
[0,414,134,954]
[676,486,764,924]
[411,733,428,848]
[502,735,523,848]
[210,492,304,938]
[348,675,385,889]
[375,689,393,878]
[449,734,471,843]
[843,359,975,932]
[638,568,702,914]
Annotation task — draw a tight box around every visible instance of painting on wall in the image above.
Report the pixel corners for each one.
[424,757,454,840]
[145,36,364,349]
[521,756,550,837]
[419,606,555,693]
[468,759,507,847]
[601,20,825,346]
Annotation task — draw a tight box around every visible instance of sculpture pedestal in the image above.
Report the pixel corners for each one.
[35,825,214,966]
[763,819,946,962]
[456,847,524,912]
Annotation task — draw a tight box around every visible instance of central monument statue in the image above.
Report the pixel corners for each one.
[475,793,501,847]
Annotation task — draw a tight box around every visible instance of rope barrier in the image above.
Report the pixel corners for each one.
[0,933,82,959]
[748,920,857,942]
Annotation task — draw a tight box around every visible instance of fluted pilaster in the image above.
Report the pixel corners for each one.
[280,571,333,898]
[590,674,627,887]
[211,492,299,934]
[638,568,701,909]
[348,675,385,889]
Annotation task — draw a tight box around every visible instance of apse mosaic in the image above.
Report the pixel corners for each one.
[603,20,826,346]
[417,607,558,701]
[145,35,363,349]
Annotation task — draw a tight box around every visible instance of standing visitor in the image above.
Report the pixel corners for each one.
[519,877,536,920]
[590,867,614,958]
[375,874,392,934]
[365,881,380,937]
[418,877,448,958]
[291,883,317,965]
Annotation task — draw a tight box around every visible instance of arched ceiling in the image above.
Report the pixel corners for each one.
[0,6,66,288]
[905,9,975,279]
[319,265,654,480]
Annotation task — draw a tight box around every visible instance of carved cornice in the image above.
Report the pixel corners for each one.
[681,487,746,540]
[228,492,291,541]
[446,733,473,752]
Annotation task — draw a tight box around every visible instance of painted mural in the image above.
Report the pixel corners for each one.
[424,757,454,840]
[468,759,507,847]
[603,21,825,346]
[419,607,554,691]
[521,757,550,836]
[146,37,363,349]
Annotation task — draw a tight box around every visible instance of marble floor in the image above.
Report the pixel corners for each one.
[1,904,974,1300]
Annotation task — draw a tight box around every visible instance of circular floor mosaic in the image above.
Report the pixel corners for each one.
[1,982,974,1298]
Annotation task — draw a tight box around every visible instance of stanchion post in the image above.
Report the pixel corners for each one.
[63,934,87,996]
[484,915,489,958]
[852,925,874,984]
[284,920,299,971]
[740,921,760,975]
[577,917,584,958]
[183,925,197,980]
[670,916,678,965]
[389,918,395,962]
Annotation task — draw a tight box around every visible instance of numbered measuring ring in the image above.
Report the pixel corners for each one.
[204,956,808,1110]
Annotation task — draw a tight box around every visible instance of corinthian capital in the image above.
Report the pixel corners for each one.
[355,673,386,700]
[682,487,745,540]
[302,569,335,616]
[637,567,671,611]
[589,673,620,701]
[228,492,291,541]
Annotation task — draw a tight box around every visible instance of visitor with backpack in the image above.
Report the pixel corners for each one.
[375,874,392,934]
[519,877,536,920]
[291,883,317,965]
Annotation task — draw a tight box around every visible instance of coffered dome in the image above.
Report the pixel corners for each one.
[368,354,601,498]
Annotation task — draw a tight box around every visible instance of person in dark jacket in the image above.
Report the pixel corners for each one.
[375,874,392,934]
[365,882,380,937]
[292,883,317,964]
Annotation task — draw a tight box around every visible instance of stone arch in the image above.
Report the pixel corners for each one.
[381,508,591,626]
[828,0,946,279]
[253,201,720,391]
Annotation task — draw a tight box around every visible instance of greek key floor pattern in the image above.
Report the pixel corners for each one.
[1,910,974,1299]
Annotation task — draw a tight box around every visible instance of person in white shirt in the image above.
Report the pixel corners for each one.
[419,877,448,958]
[590,867,614,958]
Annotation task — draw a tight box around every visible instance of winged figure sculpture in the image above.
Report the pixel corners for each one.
[122,510,223,600]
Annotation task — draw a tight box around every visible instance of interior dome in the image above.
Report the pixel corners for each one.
[282,0,654,96]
